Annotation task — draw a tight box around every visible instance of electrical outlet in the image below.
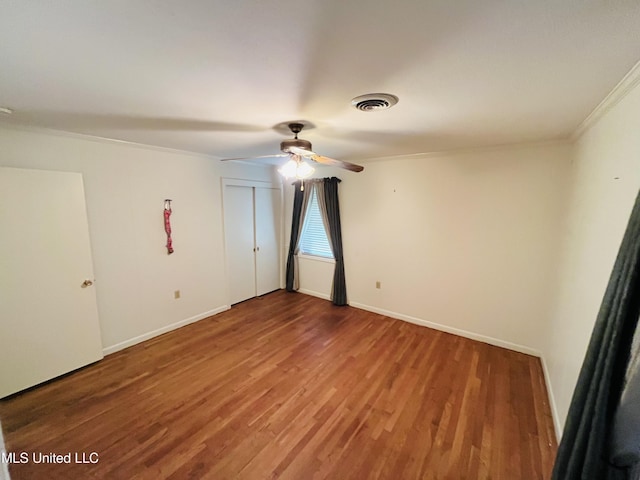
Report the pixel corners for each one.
[375,281,381,289]
[174,290,181,299]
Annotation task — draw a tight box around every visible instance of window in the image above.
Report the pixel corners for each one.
[299,188,334,259]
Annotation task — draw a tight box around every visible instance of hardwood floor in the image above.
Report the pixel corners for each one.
[0,290,557,479]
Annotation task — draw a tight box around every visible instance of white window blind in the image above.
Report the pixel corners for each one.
[299,188,334,259]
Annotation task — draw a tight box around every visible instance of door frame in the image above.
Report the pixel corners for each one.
[220,178,283,306]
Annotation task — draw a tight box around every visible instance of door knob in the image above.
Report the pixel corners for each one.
[81,280,94,288]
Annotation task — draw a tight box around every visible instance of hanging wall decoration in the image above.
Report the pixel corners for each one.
[164,199,174,254]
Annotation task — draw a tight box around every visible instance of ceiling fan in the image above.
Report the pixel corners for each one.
[220,122,364,178]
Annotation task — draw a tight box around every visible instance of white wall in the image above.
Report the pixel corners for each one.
[0,126,276,353]
[285,143,571,354]
[543,74,640,433]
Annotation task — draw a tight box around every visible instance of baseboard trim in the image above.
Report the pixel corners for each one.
[540,355,562,441]
[348,301,542,357]
[298,288,331,301]
[102,305,230,355]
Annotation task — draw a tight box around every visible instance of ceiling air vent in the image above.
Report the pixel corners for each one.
[351,93,399,112]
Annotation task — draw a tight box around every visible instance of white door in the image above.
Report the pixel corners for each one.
[224,185,257,304]
[0,167,103,398]
[255,187,281,296]
[223,182,282,305]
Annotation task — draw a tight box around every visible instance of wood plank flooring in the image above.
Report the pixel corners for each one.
[0,290,557,479]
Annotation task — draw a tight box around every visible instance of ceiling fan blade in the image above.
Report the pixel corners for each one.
[288,146,363,172]
[310,155,364,173]
[220,153,289,162]
[288,146,315,157]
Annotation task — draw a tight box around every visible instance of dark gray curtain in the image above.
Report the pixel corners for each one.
[552,189,640,480]
[285,181,305,292]
[322,177,347,306]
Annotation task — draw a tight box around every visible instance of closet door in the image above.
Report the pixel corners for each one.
[223,181,282,306]
[255,187,281,296]
[224,185,257,305]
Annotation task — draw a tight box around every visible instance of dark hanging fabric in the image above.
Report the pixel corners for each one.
[611,324,640,478]
[552,189,640,480]
[285,181,305,292]
[323,177,348,306]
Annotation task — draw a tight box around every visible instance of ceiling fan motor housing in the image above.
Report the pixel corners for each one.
[281,138,312,153]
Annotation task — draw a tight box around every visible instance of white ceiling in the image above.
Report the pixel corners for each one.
[1,0,640,161]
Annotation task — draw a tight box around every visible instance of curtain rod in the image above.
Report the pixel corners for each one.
[290,177,341,185]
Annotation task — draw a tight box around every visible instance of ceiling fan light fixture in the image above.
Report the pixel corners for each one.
[278,158,315,180]
[351,93,399,112]
[278,159,298,178]
[296,161,314,179]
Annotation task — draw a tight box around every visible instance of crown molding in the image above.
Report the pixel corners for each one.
[0,121,271,168]
[0,121,219,159]
[572,60,640,141]
[350,138,570,164]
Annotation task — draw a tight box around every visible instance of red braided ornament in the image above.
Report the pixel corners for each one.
[164,207,174,254]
